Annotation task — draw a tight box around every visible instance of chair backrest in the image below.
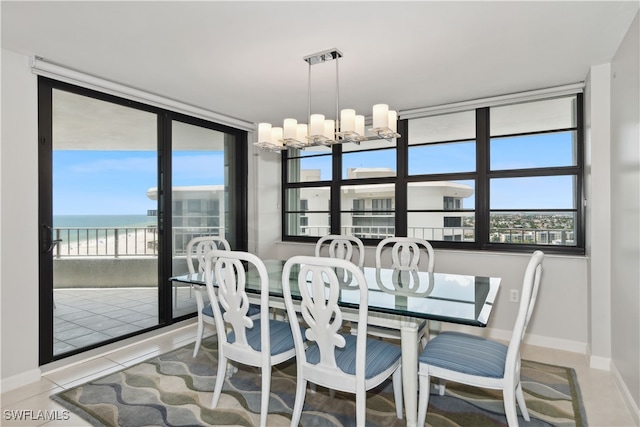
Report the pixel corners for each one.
[375,237,435,272]
[315,235,365,267]
[204,249,272,359]
[505,250,544,381]
[186,236,231,273]
[282,255,369,383]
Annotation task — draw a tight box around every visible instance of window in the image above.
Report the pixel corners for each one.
[282,92,583,254]
[487,96,581,250]
[372,198,392,211]
[443,197,462,210]
[444,217,462,227]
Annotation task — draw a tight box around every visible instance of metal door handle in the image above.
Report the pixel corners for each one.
[42,225,63,253]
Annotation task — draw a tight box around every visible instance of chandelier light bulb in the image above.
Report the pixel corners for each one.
[271,127,283,147]
[355,115,365,136]
[309,114,325,136]
[283,118,297,140]
[296,123,308,142]
[372,104,389,129]
[388,110,398,133]
[258,123,272,143]
[324,119,335,140]
[340,109,356,133]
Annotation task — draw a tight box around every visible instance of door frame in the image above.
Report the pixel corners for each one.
[37,77,248,364]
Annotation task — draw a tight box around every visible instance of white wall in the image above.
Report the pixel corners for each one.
[584,63,613,368]
[248,143,281,256]
[273,242,589,352]
[610,11,640,415]
[0,50,41,388]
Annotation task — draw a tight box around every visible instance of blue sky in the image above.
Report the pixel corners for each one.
[54,132,575,215]
[53,151,224,215]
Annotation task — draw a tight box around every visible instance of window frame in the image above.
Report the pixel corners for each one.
[282,93,584,255]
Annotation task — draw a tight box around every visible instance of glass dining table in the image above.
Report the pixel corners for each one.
[171,259,501,427]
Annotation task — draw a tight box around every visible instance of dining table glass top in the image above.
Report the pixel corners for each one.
[171,259,501,327]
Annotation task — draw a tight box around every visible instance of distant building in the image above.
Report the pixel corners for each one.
[147,185,225,249]
[297,168,474,240]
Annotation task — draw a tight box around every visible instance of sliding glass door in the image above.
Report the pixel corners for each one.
[38,78,247,364]
[39,85,159,359]
[169,118,246,318]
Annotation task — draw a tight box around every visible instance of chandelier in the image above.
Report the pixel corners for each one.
[254,48,400,152]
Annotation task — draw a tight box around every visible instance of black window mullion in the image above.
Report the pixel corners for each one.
[331,144,342,234]
[396,119,409,236]
[476,108,490,249]
[158,113,172,326]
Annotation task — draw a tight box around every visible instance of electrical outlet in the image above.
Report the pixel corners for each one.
[510,289,520,303]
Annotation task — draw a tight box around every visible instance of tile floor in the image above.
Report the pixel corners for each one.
[1,321,638,426]
[53,285,198,355]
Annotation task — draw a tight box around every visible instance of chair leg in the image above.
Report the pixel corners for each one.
[211,354,228,408]
[503,385,520,427]
[355,386,366,427]
[515,382,530,421]
[290,378,307,427]
[193,315,205,358]
[392,366,403,419]
[417,372,431,427]
[259,367,271,427]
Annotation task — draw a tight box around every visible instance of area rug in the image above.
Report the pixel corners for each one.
[51,336,587,426]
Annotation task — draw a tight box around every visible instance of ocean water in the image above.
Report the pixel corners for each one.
[53,214,156,229]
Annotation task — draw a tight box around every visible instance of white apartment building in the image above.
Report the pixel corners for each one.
[298,168,474,240]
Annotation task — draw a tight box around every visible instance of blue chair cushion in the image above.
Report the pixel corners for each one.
[306,333,401,380]
[419,331,508,378]
[202,303,260,318]
[228,319,301,356]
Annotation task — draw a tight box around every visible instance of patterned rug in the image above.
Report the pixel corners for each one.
[51,336,587,426]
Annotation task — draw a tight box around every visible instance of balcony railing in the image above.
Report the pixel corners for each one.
[302,225,573,245]
[52,226,224,258]
[490,227,575,245]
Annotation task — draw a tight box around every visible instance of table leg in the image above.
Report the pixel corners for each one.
[401,321,419,427]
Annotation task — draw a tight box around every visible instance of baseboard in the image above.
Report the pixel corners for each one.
[440,323,588,354]
[41,320,197,376]
[0,368,42,394]
[611,362,640,426]
[588,354,612,371]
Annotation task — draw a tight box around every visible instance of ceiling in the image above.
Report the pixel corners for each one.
[2,1,638,127]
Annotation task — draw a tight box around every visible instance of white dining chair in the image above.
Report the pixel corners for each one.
[417,250,544,427]
[313,234,366,335]
[204,249,299,427]
[282,255,403,427]
[365,236,435,347]
[185,236,259,358]
[315,234,365,267]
